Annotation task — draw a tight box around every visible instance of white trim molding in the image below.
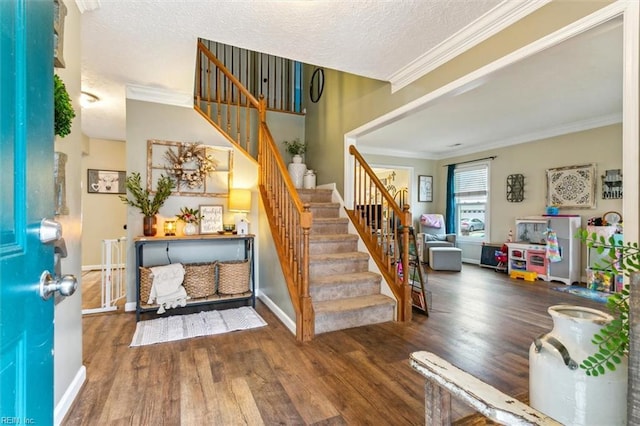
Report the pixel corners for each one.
[126,84,193,108]
[388,0,552,92]
[54,366,86,426]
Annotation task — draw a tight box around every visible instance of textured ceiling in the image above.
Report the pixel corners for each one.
[79,0,505,141]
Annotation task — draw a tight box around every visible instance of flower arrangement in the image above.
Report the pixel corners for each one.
[177,207,201,224]
[283,138,306,156]
[119,172,174,217]
[165,143,217,189]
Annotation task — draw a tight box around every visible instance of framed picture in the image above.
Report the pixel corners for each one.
[87,169,126,194]
[546,163,596,209]
[418,175,433,202]
[199,205,224,234]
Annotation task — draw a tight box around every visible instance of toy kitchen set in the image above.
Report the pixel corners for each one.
[506,215,581,285]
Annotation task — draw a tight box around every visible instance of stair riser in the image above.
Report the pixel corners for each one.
[298,191,332,203]
[310,281,381,302]
[315,304,395,334]
[311,223,349,235]
[309,206,340,219]
[309,240,358,255]
[309,259,369,278]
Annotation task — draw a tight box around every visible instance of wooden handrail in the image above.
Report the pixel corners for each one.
[258,122,313,341]
[346,145,412,322]
[195,42,314,341]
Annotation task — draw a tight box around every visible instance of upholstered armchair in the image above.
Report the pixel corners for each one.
[419,214,456,263]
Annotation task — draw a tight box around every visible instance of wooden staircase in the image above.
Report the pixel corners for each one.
[301,188,395,334]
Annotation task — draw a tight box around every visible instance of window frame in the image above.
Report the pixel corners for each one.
[454,161,490,242]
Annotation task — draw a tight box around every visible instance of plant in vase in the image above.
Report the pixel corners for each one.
[283,138,307,188]
[578,228,632,376]
[119,172,175,236]
[283,138,306,163]
[177,207,202,236]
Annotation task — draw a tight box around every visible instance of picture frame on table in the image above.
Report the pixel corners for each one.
[199,205,224,234]
[87,169,126,194]
[418,175,433,202]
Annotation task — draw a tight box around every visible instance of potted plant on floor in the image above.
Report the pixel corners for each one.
[283,138,307,188]
[120,172,175,236]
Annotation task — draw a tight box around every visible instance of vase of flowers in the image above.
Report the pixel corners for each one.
[177,207,201,236]
[119,172,175,236]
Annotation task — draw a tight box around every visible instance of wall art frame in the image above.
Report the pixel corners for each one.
[546,163,596,209]
[199,205,224,234]
[87,169,126,194]
[418,175,433,202]
[146,139,233,197]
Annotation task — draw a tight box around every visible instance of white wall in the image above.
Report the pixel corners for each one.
[52,1,85,421]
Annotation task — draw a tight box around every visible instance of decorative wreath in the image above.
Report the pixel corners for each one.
[164,143,217,189]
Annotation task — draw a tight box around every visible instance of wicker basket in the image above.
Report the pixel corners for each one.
[183,262,216,299]
[139,266,153,304]
[217,260,250,295]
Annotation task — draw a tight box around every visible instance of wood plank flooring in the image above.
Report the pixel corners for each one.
[66,265,605,425]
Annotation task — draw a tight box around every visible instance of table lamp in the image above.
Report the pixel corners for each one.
[229,189,251,235]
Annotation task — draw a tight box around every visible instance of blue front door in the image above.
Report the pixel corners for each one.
[1,0,55,423]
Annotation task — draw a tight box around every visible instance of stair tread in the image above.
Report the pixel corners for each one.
[314,294,395,314]
[310,252,369,261]
[313,217,348,223]
[310,271,380,286]
[308,202,340,207]
[310,234,358,242]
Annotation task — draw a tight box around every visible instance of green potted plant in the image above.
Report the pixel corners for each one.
[54,74,75,137]
[119,172,175,236]
[282,138,306,163]
[578,228,633,376]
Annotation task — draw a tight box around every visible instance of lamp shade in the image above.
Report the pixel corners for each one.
[229,189,251,212]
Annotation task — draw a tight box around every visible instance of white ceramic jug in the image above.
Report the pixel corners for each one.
[529,305,627,425]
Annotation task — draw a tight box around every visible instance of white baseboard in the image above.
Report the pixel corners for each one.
[81,264,125,272]
[124,301,136,312]
[257,292,296,336]
[54,365,86,426]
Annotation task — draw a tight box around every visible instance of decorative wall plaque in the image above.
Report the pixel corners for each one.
[546,164,596,209]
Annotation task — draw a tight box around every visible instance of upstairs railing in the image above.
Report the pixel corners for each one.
[194,41,314,342]
[345,145,412,322]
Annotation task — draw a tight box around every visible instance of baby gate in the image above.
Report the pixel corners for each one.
[82,237,127,315]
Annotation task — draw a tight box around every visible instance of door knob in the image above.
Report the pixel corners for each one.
[40,270,77,300]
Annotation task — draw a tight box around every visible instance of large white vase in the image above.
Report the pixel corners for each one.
[529,305,627,425]
[288,155,306,189]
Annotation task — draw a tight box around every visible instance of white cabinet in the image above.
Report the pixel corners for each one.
[507,216,581,285]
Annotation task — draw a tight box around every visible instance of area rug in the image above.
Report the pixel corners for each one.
[130,306,267,347]
[551,286,611,304]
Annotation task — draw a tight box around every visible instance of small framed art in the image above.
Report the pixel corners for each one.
[87,169,126,194]
[418,175,433,202]
[199,205,224,234]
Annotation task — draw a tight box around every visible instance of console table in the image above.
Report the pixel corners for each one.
[134,234,255,321]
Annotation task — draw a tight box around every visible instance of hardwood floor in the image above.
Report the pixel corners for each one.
[65,265,604,425]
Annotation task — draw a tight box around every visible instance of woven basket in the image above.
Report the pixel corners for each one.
[139,266,153,304]
[183,262,216,299]
[218,260,250,295]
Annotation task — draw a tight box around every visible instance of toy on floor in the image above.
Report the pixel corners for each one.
[494,243,508,273]
[510,270,538,282]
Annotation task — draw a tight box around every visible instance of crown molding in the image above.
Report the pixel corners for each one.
[388,0,552,92]
[126,84,193,108]
[74,0,101,13]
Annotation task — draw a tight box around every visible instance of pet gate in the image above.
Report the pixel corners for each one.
[82,237,127,315]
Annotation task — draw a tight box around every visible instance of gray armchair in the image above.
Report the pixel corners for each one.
[419,214,456,263]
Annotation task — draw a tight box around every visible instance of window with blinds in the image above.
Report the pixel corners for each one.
[454,162,489,239]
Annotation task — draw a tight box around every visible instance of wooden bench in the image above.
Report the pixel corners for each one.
[410,351,561,425]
